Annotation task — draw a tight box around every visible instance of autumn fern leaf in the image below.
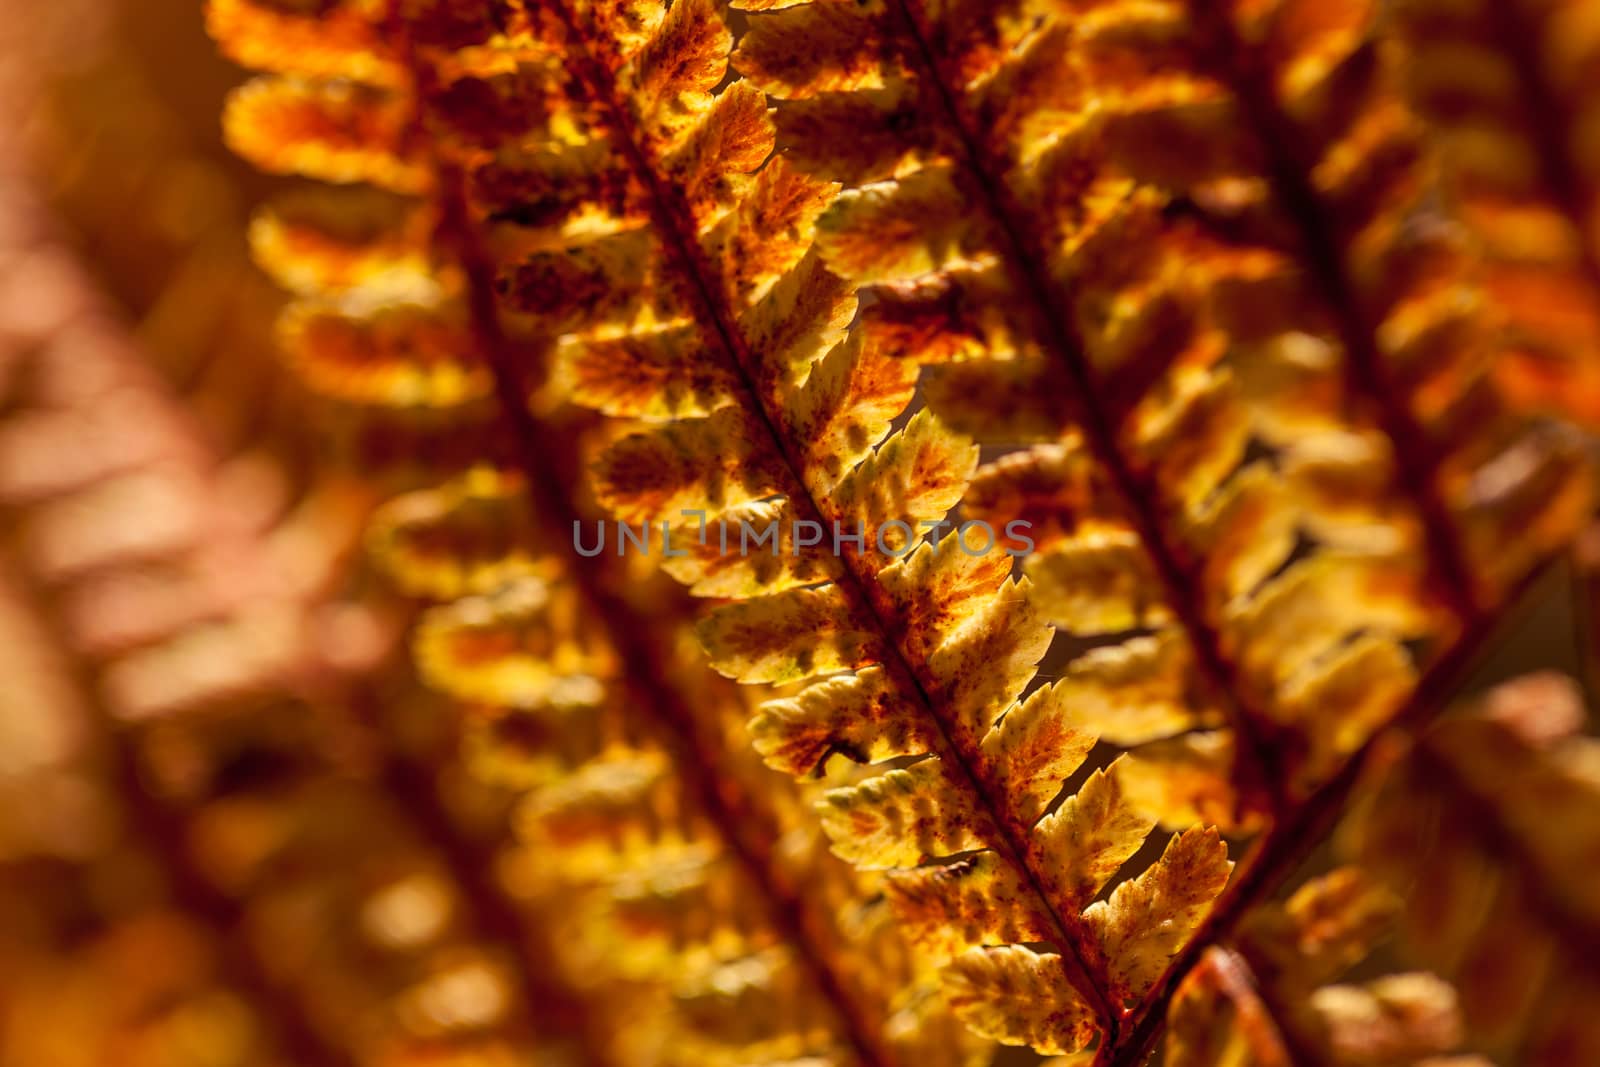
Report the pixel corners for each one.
[733,0,1599,1059]
[218,9,632,1061]
[449,0,1252,1056]
[209,0,1600,1063]
[217,2,980,1064]
[224,75,425,191]
[0,171,632,1067]
[248,185,431,296]
[736,0,1319,816]
[209,0,400,85]
[741,0,1594,822]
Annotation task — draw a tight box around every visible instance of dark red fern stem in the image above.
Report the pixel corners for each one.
[877,0,1292,819]
[1182,1,1481,623]
[331,17,619,1062]
[1573,526,1600,707]
[1107,551,1563,1065]
[535,0,1124,1037]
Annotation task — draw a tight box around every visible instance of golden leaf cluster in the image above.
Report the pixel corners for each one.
[189,0,1600,1064]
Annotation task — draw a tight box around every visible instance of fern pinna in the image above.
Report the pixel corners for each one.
[462,0,1240,1057]
[735,0,1596,1057]
[207,0,1600,1063]
[214,1,974,1064]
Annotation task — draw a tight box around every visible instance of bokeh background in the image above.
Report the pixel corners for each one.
[0,4,560,1065]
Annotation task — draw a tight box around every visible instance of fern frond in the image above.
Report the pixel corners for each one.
[215,2,967,1063]
[735,0,1597,1058]
[743,0,1593,803]
[0,181,587,1067]
[224,75,425,191]
[207,0,1600,1061]
[425,0,1262,1055]
[374,483,974,1066]
[209,0,399,84]
[249,185,429,295]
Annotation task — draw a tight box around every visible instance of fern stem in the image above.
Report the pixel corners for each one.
[1572,526,1600,709]
[1181,1,1482,623]
[430,155,895,1067]
[331,20,621,1061]
[535,0,1126,1040]
[1106,551,1562,1065]
[876,0,1292,818]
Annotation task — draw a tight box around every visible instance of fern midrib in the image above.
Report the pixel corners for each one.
[540,0,1124,1038]
[315,20,620,1062]
[1576,542,1600,708]
[1182,0,1481,624]
[877,0,1292,821]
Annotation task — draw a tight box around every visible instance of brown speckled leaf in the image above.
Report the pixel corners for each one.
[593,407,785,524]
[697,584,881,684]
[1087,827,1233,1002]
[883,852,1051,960]
[749,666,932,775]
[819,758,995,869]
[940,945,1097,1055]
[1037,761,1157,912]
